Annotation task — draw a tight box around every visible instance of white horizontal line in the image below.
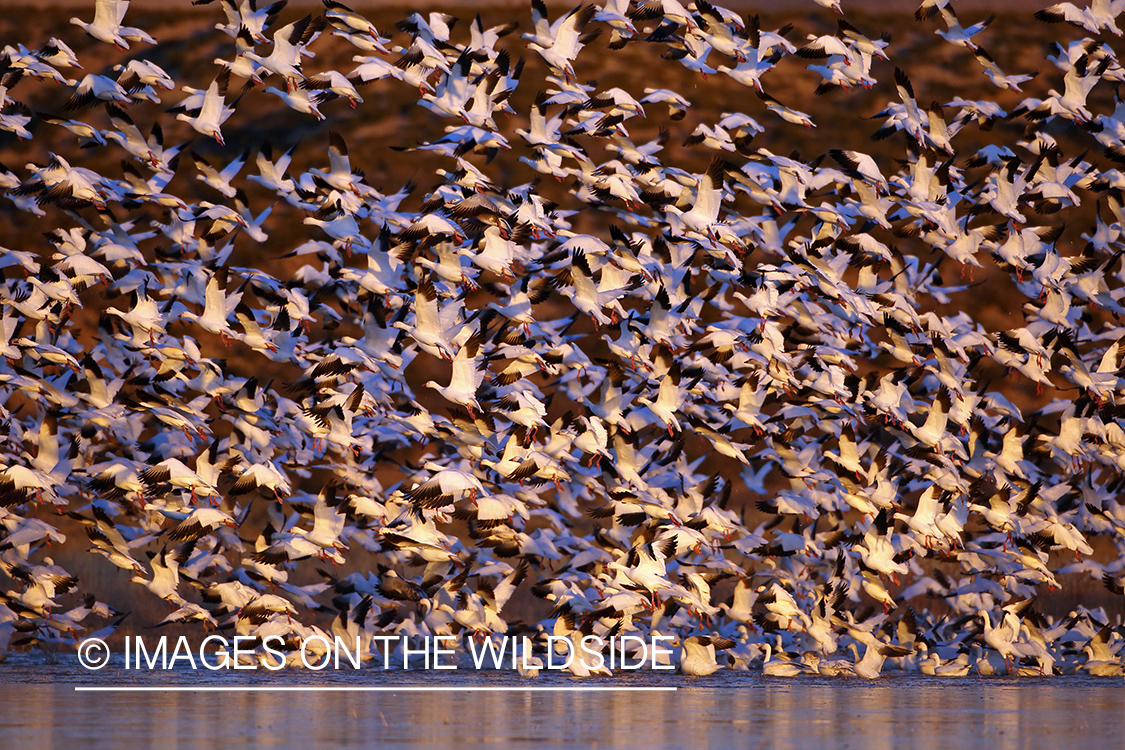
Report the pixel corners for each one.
[74,686,678,693]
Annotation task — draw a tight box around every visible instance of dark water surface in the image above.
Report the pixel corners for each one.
[1,655,1122,749]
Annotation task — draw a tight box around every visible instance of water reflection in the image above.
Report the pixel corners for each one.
[1,673,1122,750]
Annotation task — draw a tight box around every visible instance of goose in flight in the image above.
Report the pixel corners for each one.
[65,74,131,110]
[193,0,289,43]
[980,598,1036,673]
[932,6,994,51]
[664,156,726,240]
[176,70,240,145]
[844,625,913,679]
[525,3,598,83]
[610,537,678,609]
[70,0,155,50]
[244,13,324,86]
[406,460,486,509]
[424,328,487,414]
[1035,1,1125,37]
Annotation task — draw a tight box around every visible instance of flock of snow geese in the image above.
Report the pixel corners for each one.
[2,0,1125,678]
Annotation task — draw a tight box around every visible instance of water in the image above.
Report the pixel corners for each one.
[1,655,1121,749]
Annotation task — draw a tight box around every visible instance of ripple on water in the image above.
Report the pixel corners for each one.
[0,656,1121,749]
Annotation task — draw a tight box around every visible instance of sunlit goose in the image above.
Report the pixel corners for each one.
[679,635,735,675]
[70,0,144,49]
[176,70,239,145]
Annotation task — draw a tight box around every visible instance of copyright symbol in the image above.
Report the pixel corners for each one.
[78,638,111,670]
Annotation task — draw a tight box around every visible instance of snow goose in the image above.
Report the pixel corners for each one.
[304,70,363,108]
[595,0,637,48]
[159,506,238,542]
[637,360,689,436]
[81,506,146,573]
[613,538,677,609]
[393,33,452,81]
[1080,625,1124,675]
[716,25,786,92]
[64,74,130,110]
[755,582,806,631]
[180,268,243,343]
[873,67,928,144]
[38,116,104,149]
[245,13,323,86]
[155,602,218,630]
[349,52,407,86]
[980,598,1035,673]
[393,275,464,359]
[320,0,382,40]
[1036,0,1125,37]
[115,58,175,93]
[379,524,462,565]
[761,641,813,676]
[248,140,295,196]
[844,626,913,679]
[130,546,188,606]
[640,87,689,120]
[719,578,757,625]
[894,486,946,549]
[104,106,175,172]
[304,131,366,197]
[679,635,735,675]
[796,31,854,67]
[0,516,65,563]
[690,1,747,63]
[194,0,289,43]
[268,82,331,119]
[932,6,994,50]
[804,651,856,677]
[295,482,350,555]
[424,328,487,414]
[854,510,910,583]
[630,0,696,31]
[663,156,726,240]
[238,593,298,624]
[141,457,220,503]
[70,0,153,49]
[526,4,598,83]
[406,460,485,509]
[176,70,239,145]
[972,47,1036,91]
[36,38,81,69]
[105,286,169,347]
[813,0,843,13]
[2,46,69,86]
[253,521,346,565]
[189,149,247,198]
[561,248,629,327]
